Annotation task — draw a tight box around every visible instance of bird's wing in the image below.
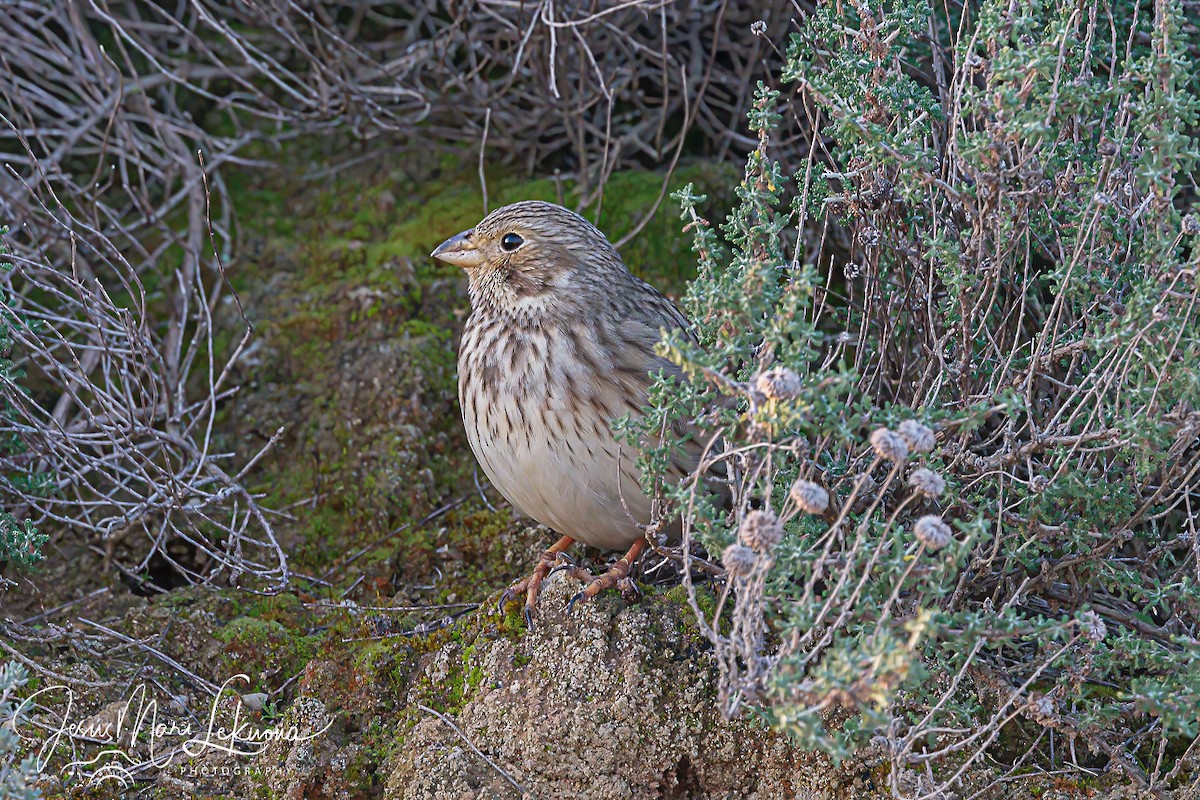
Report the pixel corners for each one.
[610,279,718,485]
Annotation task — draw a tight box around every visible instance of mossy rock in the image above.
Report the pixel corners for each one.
[215,616,320,692]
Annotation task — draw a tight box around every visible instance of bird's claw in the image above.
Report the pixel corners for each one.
[618,576,643,605]
[567,591,586,615]
[499,534,577,627]
[565,579,634,616]
[500,587,537,628]
[499,578,529,610]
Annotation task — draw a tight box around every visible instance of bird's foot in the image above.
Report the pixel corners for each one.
[501,534,576,625]
[567,537,649,613]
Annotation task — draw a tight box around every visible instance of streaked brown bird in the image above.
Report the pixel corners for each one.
[431,201,702,618]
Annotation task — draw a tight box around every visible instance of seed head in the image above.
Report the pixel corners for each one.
[1183,214,1200,235]
[870,427,909,462]
[908,468,945,499]
[722,544,759,577]
[750,19,767,36]
[1080,610,1107,642]
[739,509,785,553]
[789,479,829,515]
[913,515,953,551]
[897,420,935,453]
[1028,694,1055,724]
[754,367,802,401]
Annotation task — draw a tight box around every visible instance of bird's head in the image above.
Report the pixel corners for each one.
[430,201,627,310]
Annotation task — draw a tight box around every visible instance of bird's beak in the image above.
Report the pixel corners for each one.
[430,229,485,269]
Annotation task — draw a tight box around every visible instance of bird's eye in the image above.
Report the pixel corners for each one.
[500,233,524,252]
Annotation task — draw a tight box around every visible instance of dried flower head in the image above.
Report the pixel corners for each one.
[789,479,829,515]
[870,427,909,462]
[1080,610,1107,642]
[722,544,759,577]
[897,420,935,453]
[908,468,945,499]
[1030,475,1050,494]
[739,509,785,553]
[913,515,953,551]
[1028,694,1056,724]
[754,367,802,401]
[750,19,767,36]
[1183,214,1200,235]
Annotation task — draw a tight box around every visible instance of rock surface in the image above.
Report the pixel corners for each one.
[384,573,860,800]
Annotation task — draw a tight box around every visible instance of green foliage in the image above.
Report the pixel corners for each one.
[0,518,44,574]
[0,228,46,585]
[633,0,1200,792]
[0,661,42,800]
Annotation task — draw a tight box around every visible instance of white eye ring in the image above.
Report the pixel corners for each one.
[500,232,524,251]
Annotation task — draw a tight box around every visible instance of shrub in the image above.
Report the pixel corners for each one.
[632,0,1200,793]
[0,229,45,589]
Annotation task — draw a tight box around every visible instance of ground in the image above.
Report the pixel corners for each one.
[4,151,1129,800]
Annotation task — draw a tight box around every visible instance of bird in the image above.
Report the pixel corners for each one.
[431,200,708,619]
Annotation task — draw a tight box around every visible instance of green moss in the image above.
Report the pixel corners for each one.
[391,599,528,719]
[659,582,721,634]
[388,507,533,606]
[243,592,309,626]
[215,616,320,691]
[289,594,532,789]
[344,717,393,792]
[589,164,738,289]
[416,642,485,717]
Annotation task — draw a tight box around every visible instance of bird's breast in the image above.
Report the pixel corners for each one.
[457,315,650,550]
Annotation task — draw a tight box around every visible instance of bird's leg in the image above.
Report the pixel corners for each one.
[502,534,576,623]
[568,537,649,611]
